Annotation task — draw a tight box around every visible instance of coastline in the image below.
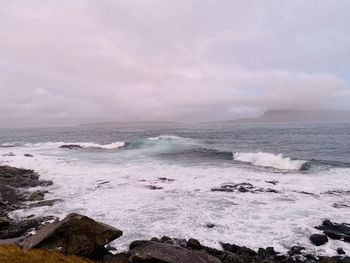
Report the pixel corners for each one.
[0,165,350,262]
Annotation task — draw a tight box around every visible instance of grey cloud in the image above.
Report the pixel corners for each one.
[0,0,349,127]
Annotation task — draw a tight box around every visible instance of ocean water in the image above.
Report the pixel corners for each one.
[0,122,350,255]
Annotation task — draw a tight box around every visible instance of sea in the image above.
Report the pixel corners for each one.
[0,122,349,255]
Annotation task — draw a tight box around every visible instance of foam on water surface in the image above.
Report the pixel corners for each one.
[1,145,350,256]
[234,152,307,170]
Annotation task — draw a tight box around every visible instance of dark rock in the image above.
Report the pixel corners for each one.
[158,177,175,182]
[130,240,148,250]
[333,203,350,208]
[59,144,83,149]
[344,235,350,243]
[206,223,215,229]
[324,230,342,240]
[20,213,123,259]
[310,234,328,246]
[0,217,52,239]
[0,216,10,228]
[288,246,305,256]
[29,190,45,201]
[221,243,257,257]
[0,165,53,216]
[146,185,163,190]
[337,248,346,255]
[128,241,221,263]
[2,152,15,157]
[265,180,279,185]
[24,154,34,157]
[211,182,278,194]
[29,198,62,208]
[104,253,129,263]
[186,238,202,250]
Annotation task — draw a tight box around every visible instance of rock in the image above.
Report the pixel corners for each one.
[29,199,62,208]
[24,154,34,157]
[20,213,123,259]
[59,144,83,149]
[211,182,278,194]
[158,177,175,182]
[324,230,342,240]
[0,216,10,228]
[128,241,221,263]
[310,234,328,246]
[146,185,163,190]
[29,191,45,201]
[265,180,278,185]
[337,248,346,255]
[205,223,215,229]
[288,246,305,256]
[130,240,148,250]
[2,152,15,157]
[0,217,52,239]
[103,253,129,263]
[186,238,202,250]
[221,243,257,257]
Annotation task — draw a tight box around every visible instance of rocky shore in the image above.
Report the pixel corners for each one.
[1,165,350,263]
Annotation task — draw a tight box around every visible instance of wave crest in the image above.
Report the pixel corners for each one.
[233,152,309,170]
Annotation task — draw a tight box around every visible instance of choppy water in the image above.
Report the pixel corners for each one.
[0,122,350,255]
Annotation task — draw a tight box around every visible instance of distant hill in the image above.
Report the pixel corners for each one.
[229,110,350,124]
[79,121,183,128]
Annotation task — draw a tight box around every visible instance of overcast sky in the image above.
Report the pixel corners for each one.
[1,0,350,127]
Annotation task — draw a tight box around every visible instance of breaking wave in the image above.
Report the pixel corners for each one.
[233,152,309,170]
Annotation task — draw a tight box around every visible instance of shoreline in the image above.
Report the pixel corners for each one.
[0,164,349,262]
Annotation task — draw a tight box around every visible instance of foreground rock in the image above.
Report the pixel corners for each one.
[59,144,83,149]
[128,241,221,263]
[20,213,123,259]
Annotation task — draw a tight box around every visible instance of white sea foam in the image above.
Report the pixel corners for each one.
[233,152,307,170]
[1,146,350,256]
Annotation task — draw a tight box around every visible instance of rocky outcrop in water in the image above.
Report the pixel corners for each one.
[211,182,279,194]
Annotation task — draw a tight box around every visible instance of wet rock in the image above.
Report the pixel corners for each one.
[333,203,350,208]
[2,152,15,157]
[0,165,53,216]
[206,223,215,229]
[211,182,278,194]
[316,220,350,242]
[158,177,175,182]
[288,246,305,256]
[0,216,10,228]
[265,180,279,185]
[146,185,163,190]
[128,241,221,263]
[130,240,148,250]
[29,190,45,201]
[59,144,83,149]
[20,213,123,259]
[24,153,34,157]
[221,242,257,257]
[310,233,328,246]
[29,198,62,208]
[0,217,52,239]
[104,253,129,263]
[337,248,346,255]
[187,238,202,250]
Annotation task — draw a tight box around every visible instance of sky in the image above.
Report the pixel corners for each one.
[1,0,350,127]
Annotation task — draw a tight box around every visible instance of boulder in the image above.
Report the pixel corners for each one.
[310,234,328,246]
[24,154,34,157]
[128,241,221,263]
[20,213,123,259]
[337,248,346,255]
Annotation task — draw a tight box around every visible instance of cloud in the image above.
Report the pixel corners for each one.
[0,0,349,126]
